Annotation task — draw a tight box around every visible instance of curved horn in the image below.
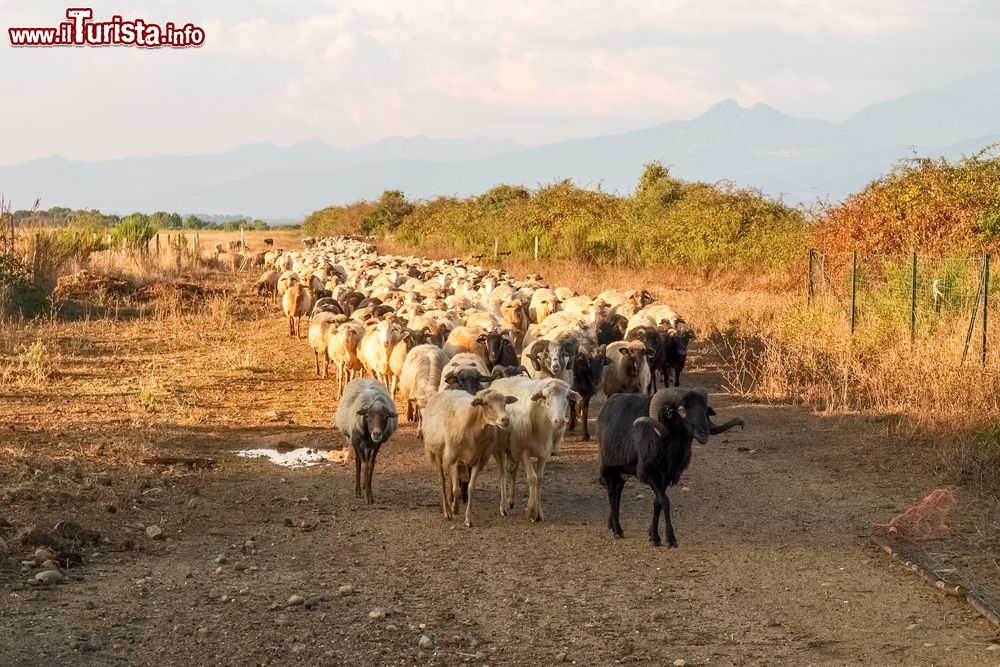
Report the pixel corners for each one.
[526,340,547,371]
[632,416,668,438]
[648,388,689,420]
[709,417,745,435]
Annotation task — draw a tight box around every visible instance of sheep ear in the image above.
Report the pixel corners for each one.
[568,390,583,402]
[444,372,457,383]
[676,406,687,418]
[602,356,611,366]
[471,398,483,407]
[505,396,518,404]
[618,348,630,356]
[356,409,368,416]
[707,406,717,416]
[477,333,488,342]
[531,392,545,402]
[479,374,493,383]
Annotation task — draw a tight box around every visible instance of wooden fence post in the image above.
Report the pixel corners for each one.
[534,236,539,260]
[155,233,160,255]
[493,237,498,260]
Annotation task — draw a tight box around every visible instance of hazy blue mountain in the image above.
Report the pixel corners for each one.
[2,73,998,218]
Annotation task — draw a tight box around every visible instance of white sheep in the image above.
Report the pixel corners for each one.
[489,376,580,522]
[422,387,516,526]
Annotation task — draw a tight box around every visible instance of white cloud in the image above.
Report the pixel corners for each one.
[0,0,996,162]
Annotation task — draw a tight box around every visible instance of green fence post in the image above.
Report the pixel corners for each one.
[850,251,857,334]
[910,251,917,344]
[983,253,990,366]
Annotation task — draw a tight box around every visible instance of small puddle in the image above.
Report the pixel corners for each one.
[234,447,349,467]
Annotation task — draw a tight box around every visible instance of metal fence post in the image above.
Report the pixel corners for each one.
[807,249,814,305]
[983,253,990,365]
[910,251,917,344]
[962,260,985,364]
[850,251,857,334]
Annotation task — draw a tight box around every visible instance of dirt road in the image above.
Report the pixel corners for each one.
[1,303,998,666]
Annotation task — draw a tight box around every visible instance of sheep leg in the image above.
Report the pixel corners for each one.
[582,396,592,441]
[652,485,677,548]
[432,454,452,519]
[406,399,414,422]
[322,354,329,379]
[496,449,509,516]
[523,452,541,522]
[364,447,379,504]
[448,463,462,516]
[288,315,295,338]
[353,448,363,499]
[568,398,578,432]
[648,493,663,547]
[464,464,481,528]
[504,454,519,511]
[314,351,322,377]
[602,469,625,538]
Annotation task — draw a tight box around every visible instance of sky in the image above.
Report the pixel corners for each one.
[1,0,998,164]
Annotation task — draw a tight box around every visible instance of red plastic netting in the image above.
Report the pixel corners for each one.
[876,488,957,542]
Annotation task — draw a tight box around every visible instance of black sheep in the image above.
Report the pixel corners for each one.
[568,346,610,440]
[660,325,695,387]
[597,388,744,547]
[483,331,519,371]
[596,313,628,346]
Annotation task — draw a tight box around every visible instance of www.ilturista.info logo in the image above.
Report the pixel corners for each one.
[9,8,205,48]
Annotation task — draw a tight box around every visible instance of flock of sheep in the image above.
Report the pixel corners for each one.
[254,237,745,547]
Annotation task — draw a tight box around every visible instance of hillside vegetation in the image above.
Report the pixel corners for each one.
[304,163,809,272]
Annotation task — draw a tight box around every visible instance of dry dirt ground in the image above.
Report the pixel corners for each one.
[1,281,999,666]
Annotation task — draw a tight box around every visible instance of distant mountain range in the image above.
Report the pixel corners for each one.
[2,71,999,220]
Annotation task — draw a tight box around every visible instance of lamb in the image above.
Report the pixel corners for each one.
[602,340,649,396]
[422,388,517,526]
[335,379,398,504]
[399,344,449,428]
[597,387,744,547]
[489,376,581,522]
[282,283,313,338]
[256,270,280,305]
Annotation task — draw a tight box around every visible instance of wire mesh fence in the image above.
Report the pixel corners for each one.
[806,250,994,363]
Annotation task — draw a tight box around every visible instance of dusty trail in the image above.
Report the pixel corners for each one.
[1,312,998,666]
